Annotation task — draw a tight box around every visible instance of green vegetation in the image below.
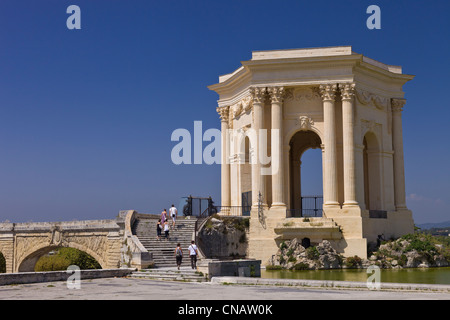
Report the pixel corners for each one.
[293,262,309,270]
[371,232,450,267]
[34,247,101,272]
[345,255,362,269]
[280,241,288,251]
[403,232,450,263]
[265,265,283,270]
[306,246,320,261]
[204,214,250,232]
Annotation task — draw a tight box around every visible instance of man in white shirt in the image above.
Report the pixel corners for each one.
[169,204,177,229]
[188,240,198,270]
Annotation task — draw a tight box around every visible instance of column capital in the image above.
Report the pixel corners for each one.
[391,98,406,113]
[267,86,285,103]
[250,87,267,104]
[216,106,230,122]
[339,82,356,101]
[319,83,338,102]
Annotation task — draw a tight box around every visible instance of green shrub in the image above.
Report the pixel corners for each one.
[293,262,309,270]
[265,265,283,270]
[345,255,362,268]
[306,246,320,260]
[35,255,71,271]
[35,247,101,272]
[398,254,408,267]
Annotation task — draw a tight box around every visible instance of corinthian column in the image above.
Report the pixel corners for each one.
[320,84,339,207]
[250,87,267,207]
[217,106,230,207]
[391,98,407,210]
[340,83,358,206]
[268,86,286,207]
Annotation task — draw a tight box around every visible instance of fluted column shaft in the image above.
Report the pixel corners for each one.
[268,87,285,207]
[217,106,231,207]
[340,83,358,206]
[392,98,407,210]
[250,87,266,207]
[320,84,339,207]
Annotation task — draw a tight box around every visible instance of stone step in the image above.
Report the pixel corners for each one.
[132,214,199,268]
[129,268,208,282]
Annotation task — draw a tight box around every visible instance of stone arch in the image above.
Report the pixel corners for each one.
[288,130,323,216]
[16,240,107,272]
[363,131,383,211]
[0,251,6,273]
[285,123,323,148]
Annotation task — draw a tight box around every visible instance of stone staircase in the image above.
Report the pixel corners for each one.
[132,214,198,268]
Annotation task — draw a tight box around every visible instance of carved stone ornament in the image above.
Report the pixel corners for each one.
[356,89,389,110]
[50,226,63,246]
[319,84,338,101]
[249,87,267,104]
[296,116,315,131]
[216,106,230,122]
[339,83,356,101]
[267,86,285,103]
[230,96,253,119]
[284,87,321,102]
[361,119,380,138]
[391,98,406,113]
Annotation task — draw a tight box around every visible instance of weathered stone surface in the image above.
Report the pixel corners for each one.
[270,239,344,270]
[0,210,153,273]
[198,216,249,259]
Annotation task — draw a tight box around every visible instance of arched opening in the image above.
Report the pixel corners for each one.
[301,238,311,249]
[289,130,323,217]
[18,246,103,272]
[363,132,383,211]
[0,251,6,273]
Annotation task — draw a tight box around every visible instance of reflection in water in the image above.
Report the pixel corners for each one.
[262,267,450,285]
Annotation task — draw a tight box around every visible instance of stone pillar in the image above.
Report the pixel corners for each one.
[391,98,407,210]
[268,86,286,207]
[283,145,291,210]
[217,106,231,207]
[320,84,339,207]
[354,143,366,210]
[340,83,358,206]
[292,159,301,213]
[250,87,267,206]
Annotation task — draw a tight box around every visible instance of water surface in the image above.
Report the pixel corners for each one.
[261,267,450,285]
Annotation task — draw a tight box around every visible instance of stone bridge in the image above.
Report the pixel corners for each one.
[0,210,152,273]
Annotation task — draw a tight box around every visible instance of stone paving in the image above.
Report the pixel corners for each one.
[0,276,449,300]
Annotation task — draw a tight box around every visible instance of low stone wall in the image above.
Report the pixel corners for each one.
[198,216,249,259]
[210,276,450,292]
[0,268,136,286]
[207,259,261,279]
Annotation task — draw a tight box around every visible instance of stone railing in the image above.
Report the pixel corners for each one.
[0,268,136,286]
[118,210,153,269]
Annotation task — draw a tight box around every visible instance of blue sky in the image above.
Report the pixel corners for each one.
[0,0,449,224]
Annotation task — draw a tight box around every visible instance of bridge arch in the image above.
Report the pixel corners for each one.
[0,211,154,273]
[17,243,106,272]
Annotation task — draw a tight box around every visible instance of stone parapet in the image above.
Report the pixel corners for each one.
[0,268,136,286]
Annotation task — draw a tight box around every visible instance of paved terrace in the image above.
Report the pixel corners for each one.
[1,274,449,300]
